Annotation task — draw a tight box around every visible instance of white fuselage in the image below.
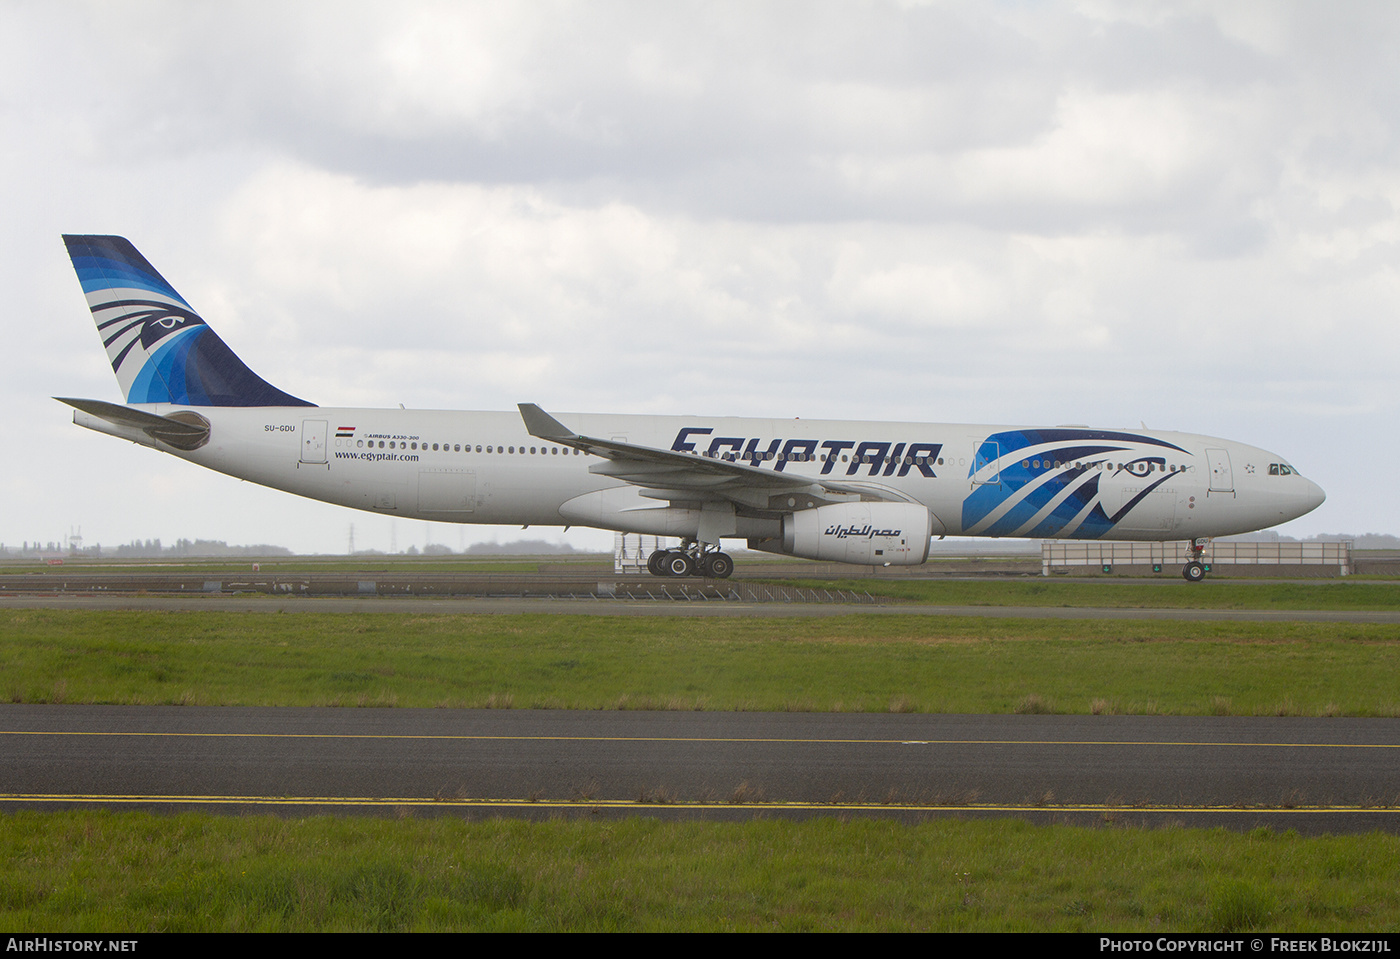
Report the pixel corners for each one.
[80,405,1326,546]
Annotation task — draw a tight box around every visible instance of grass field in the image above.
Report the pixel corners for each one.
[2,812,1396,931]
[3,609,1400,715]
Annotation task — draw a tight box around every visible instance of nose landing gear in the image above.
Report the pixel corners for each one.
[1182,538,1209,582]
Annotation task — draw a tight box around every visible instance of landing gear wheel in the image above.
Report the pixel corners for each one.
[663,552,695,577]
[647,550,667,576]
[1183,561,1206,583]
[702,552,734,579]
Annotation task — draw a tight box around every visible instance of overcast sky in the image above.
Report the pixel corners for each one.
[4,1,1395,554]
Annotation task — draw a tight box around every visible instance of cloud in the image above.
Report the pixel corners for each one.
[5,1,1398,550]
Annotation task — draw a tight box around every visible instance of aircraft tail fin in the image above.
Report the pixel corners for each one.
[62,235,314,407]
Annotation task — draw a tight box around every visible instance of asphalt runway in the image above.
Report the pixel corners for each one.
[3,706,1397,833]
[3,593,1399,622]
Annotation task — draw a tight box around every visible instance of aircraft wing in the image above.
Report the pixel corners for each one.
[519,403,915,511]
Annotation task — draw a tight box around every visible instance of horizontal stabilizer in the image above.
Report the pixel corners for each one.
[56,397,210,450]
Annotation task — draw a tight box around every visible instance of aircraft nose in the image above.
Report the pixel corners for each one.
[1303,478,1326,513]
[1280,477,1326,523]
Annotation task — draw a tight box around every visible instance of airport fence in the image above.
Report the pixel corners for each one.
[1041,540,1353,576]
[0,571,877,604]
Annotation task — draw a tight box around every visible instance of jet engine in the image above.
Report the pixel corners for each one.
[777,502,933,566]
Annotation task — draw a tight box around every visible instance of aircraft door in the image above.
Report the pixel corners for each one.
[1206,448,1234,493]
[972,440,1000,485]
[300,420,328,464]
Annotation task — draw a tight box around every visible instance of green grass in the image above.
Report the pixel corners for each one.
[4,610,1400,715]
[777,578,1400,611]
[1,812,1396,931]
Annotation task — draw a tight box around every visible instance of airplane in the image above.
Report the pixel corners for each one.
[57,235,1326,582]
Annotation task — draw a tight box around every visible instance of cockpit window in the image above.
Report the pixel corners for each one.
[1269,463,1295,476]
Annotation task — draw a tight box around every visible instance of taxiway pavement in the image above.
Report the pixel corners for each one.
[3,706,1397,833]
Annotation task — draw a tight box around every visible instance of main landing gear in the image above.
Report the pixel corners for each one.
[646,542,734,579]
[1182,538,1209,583]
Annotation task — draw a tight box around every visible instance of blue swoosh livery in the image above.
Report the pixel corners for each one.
[63,235,313,407]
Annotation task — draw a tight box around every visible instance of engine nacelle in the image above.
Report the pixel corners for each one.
[781,502,932,566]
